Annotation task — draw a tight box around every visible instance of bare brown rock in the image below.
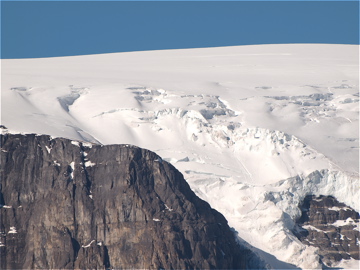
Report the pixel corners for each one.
[0,134,249,269]
[295,195,359,267]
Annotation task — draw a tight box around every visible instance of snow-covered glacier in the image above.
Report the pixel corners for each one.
[1,44,359,269]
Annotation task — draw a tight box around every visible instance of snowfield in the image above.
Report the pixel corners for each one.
[1,44,359,269]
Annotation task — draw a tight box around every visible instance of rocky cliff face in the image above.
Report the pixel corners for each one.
[0,134,249,269]
[295,195,359,267]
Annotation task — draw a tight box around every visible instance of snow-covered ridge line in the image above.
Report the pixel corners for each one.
[2,44,358,269]
[2,131,358,269]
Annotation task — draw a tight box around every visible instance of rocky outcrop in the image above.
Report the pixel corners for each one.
[295,195,359,267]
[0,134,249,269]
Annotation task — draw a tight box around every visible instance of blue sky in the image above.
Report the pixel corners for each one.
[1,1,359,59]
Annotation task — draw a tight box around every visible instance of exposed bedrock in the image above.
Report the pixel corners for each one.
[0,134,250,269]
[294,195,359,267]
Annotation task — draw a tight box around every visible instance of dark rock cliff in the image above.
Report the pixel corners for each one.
[0,134,249,269]
[294,195,359,267]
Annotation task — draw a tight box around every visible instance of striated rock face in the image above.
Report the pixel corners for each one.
[295,195,359,267]
[0,134,249,269]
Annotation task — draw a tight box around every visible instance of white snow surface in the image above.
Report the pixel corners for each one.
[8,227,17,234]
[84,160,96,167]
[1,44,359,269]
[81,240,95,248]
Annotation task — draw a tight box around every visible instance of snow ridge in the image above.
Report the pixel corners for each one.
[1,44,358,269]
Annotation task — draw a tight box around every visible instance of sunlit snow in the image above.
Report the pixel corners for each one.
[84,161,96,167]
[1,44,359,269]
[8,227,17,234]
[81,240,95,248]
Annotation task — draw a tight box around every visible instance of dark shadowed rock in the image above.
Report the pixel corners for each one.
[0,134,250,269]
[294,195,359,267]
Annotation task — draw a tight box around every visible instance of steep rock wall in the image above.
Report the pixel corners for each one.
[0,134,248,269]
[295,195,359,267]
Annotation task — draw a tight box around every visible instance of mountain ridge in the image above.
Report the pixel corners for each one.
[0,133,252,269]
[1,44,358,269]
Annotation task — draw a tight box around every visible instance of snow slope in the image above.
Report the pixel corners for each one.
[1,44,359,269]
